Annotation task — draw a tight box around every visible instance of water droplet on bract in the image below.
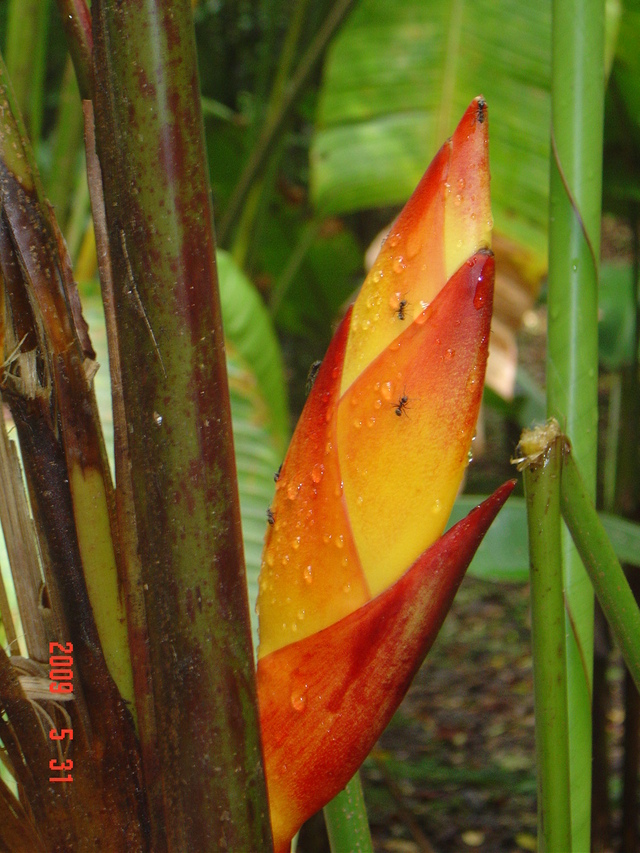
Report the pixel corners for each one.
[353,418,362,429]
[292,536,301,550]
[467,446,474,464]
[343,583,351,594]
[381,382,392,401]
[266,553,275,567]
[153,411,163,426]
[311,463,324,483]
[372,269,381,284]
[432,499,442,514]
[323,532,331,544]
[473,286,486,310]
[303,565,313,584]
[457,177,466,191]
[356,495,364,506]
[367,416,376,428]
[287,482,299,500]
[297,609,306,621]
[361,319,371,331]
[374,398,382,410]
[388,232,400,248]
[392,256,406,275]
[336,535,344,549]
[445,348,455,360]
[325,441,333,455]
[290,681,308,713]
[332,366,339,379]
[454,193,462,206]
[335,481,343,496]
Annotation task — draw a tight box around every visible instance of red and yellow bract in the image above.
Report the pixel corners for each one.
[256,97,514,853]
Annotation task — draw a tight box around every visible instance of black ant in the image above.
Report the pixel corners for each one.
[305,360,322,396]
[274,464,282,483]
[267,508,275,525]
[394,392,409,417]
[396,298,408,320]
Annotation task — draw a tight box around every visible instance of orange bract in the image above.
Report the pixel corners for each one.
[256,97,511,853]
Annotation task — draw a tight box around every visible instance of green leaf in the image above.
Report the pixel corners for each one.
[311,0,552,284]
[450,495,640,583]
[217,249,289,455]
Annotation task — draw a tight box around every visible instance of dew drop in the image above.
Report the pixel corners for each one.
[290,681,308,713]
[287,482,299,500]
[325,441,333,455]
[367,416,376,428]
[432,499,442,515]
[445,348,455,360]
[388,232,400,248]
[473,286,486,310]
[343,582,352,594]
[392,256,406,275]
[311,463,324,483]
[457,177,466,191]
[297,609,306,621]
[322,532,331,544]
[292,536,301,550]
[332,366,340,379]
[335,535,344,549]
[356,495,364,506]
[303,565,313,584]
[353,418,362,429]
[266,553,275,568]
[153,411,163,426]
[454,193,462,206]
[381,382,392,401]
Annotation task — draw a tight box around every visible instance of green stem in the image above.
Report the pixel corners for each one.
[561,444,640,694]
[547,0,605,845]
[521,429,571,853]
[323,773,374,853]
[218,0,357,245]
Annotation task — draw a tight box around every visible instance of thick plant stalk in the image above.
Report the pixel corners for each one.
[519,424,571,853]
[91,1,272,849]
[547,0,605,845]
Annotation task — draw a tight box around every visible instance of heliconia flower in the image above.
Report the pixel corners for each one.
[256,97,514,853]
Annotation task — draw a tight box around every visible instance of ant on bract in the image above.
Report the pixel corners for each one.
[394,391,410,417]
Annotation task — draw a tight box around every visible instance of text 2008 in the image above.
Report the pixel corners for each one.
[48,642,74,783]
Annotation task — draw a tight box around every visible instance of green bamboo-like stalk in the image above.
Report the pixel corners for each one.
[91,1,273,849]
[323,773,374,853]
[561,444,640,694]
[520,426,571,853]
[547,0,605,845]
